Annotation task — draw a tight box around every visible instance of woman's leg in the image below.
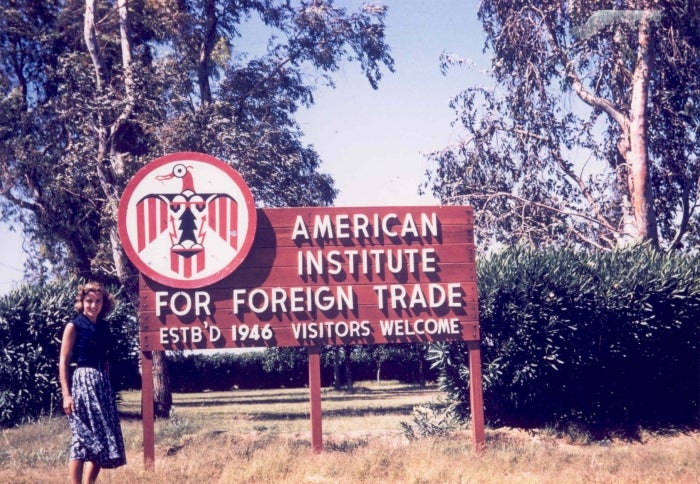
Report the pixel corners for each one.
[69,459,83,484]
[84,461,101,483]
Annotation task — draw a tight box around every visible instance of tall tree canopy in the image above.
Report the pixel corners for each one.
[0,0,393,416]
[425,1,699,250]
[0,0,394,281]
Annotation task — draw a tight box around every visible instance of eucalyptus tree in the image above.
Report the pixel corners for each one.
[1,0,394,415]
[425,1,700,250]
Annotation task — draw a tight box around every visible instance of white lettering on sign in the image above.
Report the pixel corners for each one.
[291,320,372,339]
[372,283,463,310]
[155,291,212,317]
[296,248,438,276]
[232,286,355,314]
[143,208,476,350]
[231,324,274,341]
[291,212,438,241]
[378,318,461,336]
[159,326,204,344]
[158,325,222,344]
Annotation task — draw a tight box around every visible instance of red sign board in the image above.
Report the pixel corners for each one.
[137,205,479,350]
[120,154,486,461]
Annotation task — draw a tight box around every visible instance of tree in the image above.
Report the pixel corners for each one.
[0,0,393,415]
[261,347,308,387]
[424,1,700,250]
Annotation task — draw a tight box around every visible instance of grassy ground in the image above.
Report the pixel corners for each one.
[1,381,699,483]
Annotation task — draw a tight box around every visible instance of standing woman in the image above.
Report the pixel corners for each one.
[59,282,126,483]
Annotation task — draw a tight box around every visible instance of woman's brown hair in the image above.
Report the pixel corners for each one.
[74,282,115,318]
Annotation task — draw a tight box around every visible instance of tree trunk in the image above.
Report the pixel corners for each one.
[564,9,659,248]
[118,0,134,101]
[197,0,218,104]
[623,13,658,247]
[83,0,107,91]
[344,346,353,391]
[84,0,173,417]
[333,347,341,391]
[151,350,173,418]
[418,356,425,388]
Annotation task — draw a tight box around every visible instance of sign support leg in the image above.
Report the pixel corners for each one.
[308,346,323,453]
[467,341,485,453]
[141,350,155,470]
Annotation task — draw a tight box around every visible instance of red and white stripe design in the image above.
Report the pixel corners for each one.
[136,196,168,252]
[208,196,239,249]
[170,250,205,279]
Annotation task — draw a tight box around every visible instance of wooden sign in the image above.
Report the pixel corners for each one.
[119,153,485,463]
[138,205,479,351]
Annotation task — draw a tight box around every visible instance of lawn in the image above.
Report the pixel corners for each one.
[1,381,699,483]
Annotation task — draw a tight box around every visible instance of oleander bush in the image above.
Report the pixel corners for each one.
[430,245,700,434]
[0,278,139,427]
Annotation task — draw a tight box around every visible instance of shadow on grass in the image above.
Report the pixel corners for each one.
[247,403,419,422]
[169,387,438,408]
[119,403,421,422]
[118,410,145,421]
[172,396,309,407]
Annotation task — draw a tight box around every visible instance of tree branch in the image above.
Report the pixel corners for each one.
[668,175,698,250]
[536,9,629,130]
[84,0,108,92]
[504,126,617,234]
[443,190,622,237]
[117,0,135,117]
[197,0,218,105]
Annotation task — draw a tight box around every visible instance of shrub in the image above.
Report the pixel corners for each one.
[429,245,700,434]
[166,344,436,392]
[401,401,458,440]
[0,278,139,427]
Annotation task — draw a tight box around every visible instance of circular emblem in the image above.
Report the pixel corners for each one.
[118,152,257,288]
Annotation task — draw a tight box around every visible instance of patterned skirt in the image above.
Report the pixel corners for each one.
[68,367,127,468]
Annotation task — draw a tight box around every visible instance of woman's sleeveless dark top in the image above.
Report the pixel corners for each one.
[70,313,111,368]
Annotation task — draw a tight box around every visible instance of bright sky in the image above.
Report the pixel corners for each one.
[0,0,488,293]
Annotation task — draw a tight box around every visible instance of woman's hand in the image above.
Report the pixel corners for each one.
[63,395,75,415]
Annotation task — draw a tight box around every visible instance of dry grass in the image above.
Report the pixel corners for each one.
[1,382,699,483]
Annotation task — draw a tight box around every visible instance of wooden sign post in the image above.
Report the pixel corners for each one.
[118,153,485,466]
[140,350,155,470]
[308,346,323,453]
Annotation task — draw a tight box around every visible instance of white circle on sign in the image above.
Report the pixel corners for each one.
[118,152,257,288]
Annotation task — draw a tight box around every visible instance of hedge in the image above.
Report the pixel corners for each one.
[0,278,139,427]
[430,245,700,434]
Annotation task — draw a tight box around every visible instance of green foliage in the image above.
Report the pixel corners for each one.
[0,278,139,427]
[0,283,69,427]
[169,350,309,391]
[156,414,199,449]
[262,348,308,375]
[425,1,700,249]
[0,0,395,280]
[167,344,436,392]
[168,351,268,391]
[400,401,458,441]
[430,245,700,434]
[104,286,141,392]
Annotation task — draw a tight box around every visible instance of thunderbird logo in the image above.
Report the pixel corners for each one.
[118,152,257,288]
